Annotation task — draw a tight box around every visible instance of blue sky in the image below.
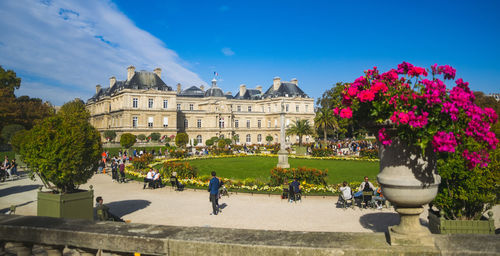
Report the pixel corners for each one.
[0,0,499,105]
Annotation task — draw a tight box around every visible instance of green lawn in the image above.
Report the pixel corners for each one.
[183,156,379,185]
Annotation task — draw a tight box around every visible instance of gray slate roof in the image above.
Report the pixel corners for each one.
[178,86,205,97]
[204,87,225,97]
[262,82,308,98]
[88,71,172,102]
[233,89,262,100]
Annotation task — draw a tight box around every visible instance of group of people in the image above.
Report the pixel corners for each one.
[143,168,163,189]
[1,156,18,181]
[110,157,126,183]
[338,176,385,209]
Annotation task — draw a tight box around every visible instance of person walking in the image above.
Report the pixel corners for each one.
[208,171,221,215]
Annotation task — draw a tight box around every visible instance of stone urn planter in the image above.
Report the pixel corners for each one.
[37,187,94,220]
[377,138,441,246]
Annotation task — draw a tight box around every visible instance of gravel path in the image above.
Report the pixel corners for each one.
[1,172,498,233]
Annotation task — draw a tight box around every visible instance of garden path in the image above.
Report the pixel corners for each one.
[1,172,499,233]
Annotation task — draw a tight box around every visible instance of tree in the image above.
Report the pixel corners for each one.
[149,132,161,142]
[137,134,146,142]
[314,107,338,144]
[286,119,313,146]
[316,82,350,138]
[232,135,239,144]
[175,132,189,147]
[103,130,117,142]
[120,133,136,149]
[205,138,214,147]
[265,135,273,144]
[224,138,232,146]
[19,100,102,193]
[1,124,24,143]
[217,139,227,149]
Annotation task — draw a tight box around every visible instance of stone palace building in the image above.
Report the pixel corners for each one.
[86,66,315,146]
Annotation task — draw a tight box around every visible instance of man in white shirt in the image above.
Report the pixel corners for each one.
[143,169,154,189]
[153,169,161,189]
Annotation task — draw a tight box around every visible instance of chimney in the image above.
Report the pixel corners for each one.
[176,83,182,94]
[211,78,217,87]
[109,76,116,88]
[290,78,298,85]
[200,85,205,91]
[256,85,262,92]
[127,65,135,80]
[95,84,102,93]
[154,67,162,78]
[239,84,246,97]
[273,77,281,91]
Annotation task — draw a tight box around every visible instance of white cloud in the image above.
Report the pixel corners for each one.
[0,0,207,105]
[221,47,235,56]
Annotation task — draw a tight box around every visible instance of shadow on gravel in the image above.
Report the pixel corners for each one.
[0,200,35,214]
[0,185,41,197]
[359,212,429,232]
[105,200,151,217]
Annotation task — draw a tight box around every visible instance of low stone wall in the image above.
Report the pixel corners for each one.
[0,215,498,255]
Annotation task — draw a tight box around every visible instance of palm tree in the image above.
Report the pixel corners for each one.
[286,119,313,146]
[314,107,339,144]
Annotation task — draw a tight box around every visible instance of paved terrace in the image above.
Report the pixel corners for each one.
[1,172,499,233]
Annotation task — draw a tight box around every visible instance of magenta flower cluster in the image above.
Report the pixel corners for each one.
[333,62,498,169]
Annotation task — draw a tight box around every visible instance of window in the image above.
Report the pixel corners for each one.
[184,119,188,128]
[197,135,202,144]
[261,106,264,112]
[237,106,241,112]
[246,134,251,143]
[257,120,261,128]
[235,120,239,128]
[286,104,289,112]
[268,120,271,128]
[189,104,194,111]
[177,104,181,110]
[235,135,240,143]
[274,119,277,128]
[257,134,262,143]
[132,117,138,128]
[268,106,271,112]
[197,119,202,128]
[246,120,250,128]
[248,106,252,112]
[163,117,168,127]
[305,105,309,112]
[132,98,138,108]
[296,105,299,112]
[219,118,224,128]
[163,100,168,109]
[148,98,153,108]
[286,119,290,127]
[148,116,153,127]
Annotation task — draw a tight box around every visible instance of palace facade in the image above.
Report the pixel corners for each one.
[86,66,315,145]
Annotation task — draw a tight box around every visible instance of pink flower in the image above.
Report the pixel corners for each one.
[462,150,490,169]
[347,85,359,97]
[371,81,388,93]
[432,131,457,153]
[358,90,375,102]
[408,66,428,77]
[397,62,414,74]
[333,107,340,115]
[378,128,392,146]
[339,108,353,119]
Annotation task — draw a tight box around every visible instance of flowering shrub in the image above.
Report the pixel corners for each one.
[359,148,378,159]
[311,148,334,157]
[132,153,154,169]
[161,161,198,179]
[169,149,188,158]
[270,167,328,186]
[334,62,498,169]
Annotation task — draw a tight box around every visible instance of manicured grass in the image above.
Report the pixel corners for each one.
[183,156,379,185]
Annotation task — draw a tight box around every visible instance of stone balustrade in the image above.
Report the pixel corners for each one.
[0,215,498,255]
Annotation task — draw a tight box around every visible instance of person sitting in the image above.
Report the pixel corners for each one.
[354,176,375,207]
[281,178,289,200]
[152,169,162,189]
[373,187,386,209]
[338,181,353,207]
[170,172,184,191]
[95,196,124,222]
[288,178,301,202]
[143,168,154,189]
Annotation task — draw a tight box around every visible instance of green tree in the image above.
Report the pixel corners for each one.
[232,135,239,144]
[217,139,227,149]
[316,82,350,138]
[224,138,232,146]
[314,107,338,144]
[149,132,161,142]
[120,133,136,149]
[1,124,24,143]
[265,135,273,144]
[137,134,146,142]
[10,129,28,153]
[19,100,102,193]
[103,130,117,142]
[205,138,214,147]
[175,132,189,147]
[286,119,313,146]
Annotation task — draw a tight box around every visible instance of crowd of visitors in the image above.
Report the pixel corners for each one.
[337,176,385,209]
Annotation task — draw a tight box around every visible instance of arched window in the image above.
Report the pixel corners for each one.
[197,135,202,144]
[257,134,262,143]
[184,119,188,128]
[246,134,251,143]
